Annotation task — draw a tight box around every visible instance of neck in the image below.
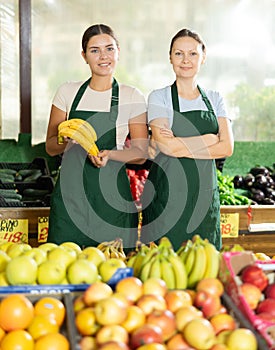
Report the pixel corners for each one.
[89,76,113,91]
[176,79,199,100]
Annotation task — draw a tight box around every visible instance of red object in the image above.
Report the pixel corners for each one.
[264,283,275,299]
[256,298,275,317]
[241,264,268,291]
[130,324,163,349]
[194,290,221,319]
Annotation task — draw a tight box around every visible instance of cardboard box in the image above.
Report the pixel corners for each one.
[219,251,275,348]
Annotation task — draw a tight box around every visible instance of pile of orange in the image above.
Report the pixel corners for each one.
[0,294,69,350]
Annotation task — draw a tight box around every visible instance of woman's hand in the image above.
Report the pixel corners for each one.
[88,150,110,168]
[160,126,174,138]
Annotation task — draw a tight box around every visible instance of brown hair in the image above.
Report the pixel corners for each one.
[169,28,206,55]
[82,24,119,52]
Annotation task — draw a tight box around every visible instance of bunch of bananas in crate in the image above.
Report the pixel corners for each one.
[127,235,220,290]
[57,118,99,155]
[177,235,221,289]
[97,238,126,261]
[127,237,188,289]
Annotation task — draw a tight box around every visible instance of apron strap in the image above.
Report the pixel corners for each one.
[171,81,215,114]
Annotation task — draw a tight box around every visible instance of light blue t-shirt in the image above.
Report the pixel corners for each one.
[148,85,228,127]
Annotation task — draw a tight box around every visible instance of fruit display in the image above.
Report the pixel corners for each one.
[233,164,275,205]
[0,293,71,349]
[72,276,260,350]
[57,118,99,156]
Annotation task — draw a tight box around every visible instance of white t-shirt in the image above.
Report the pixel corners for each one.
[148,85,228,127]
[52,81,147,149]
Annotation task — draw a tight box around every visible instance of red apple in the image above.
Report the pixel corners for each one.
[136,294,167,316]
[130,324,163,349]
[196,277,224,297]
[241,264,268,291]
[164,290,192,313]
[256,312,275,323]
[264,282,275,299]
[240,283,262,310]
[257,298,275,317]
[146,309,177,341]
[194,290,221,319]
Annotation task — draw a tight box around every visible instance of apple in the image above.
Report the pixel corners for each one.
[0,250,11,272]
[182,318,216,350]
[264,282,275,299]
[115,277,143,303]
[112,292,133,308]
[23,247,47,266]
[5,255,37,285]
[38,242,58,254]
[98,258,127,283]
[211,344,229,350]
[166,332,192,350]
[146,309,177,341]
[164,290,192,313]
[37,260,66,284]
[0,271,9,286]
[196,277,224,297]
[240,283,262,310]
[240,264,268,291]
[130,324,163,349]
[121,305,146,333]
[98,341,130,350]
[78,336,97,350]
[78,246,106,267]
[60,241,82,255]
[96,324,129,346]
[256,298,275,316]
[6,243,32,258]
[209,313,237,335]
[226,328,257,350]
[94,296,128,326]
[48,246,77,268]
[143,278,167,297]
[75,307,98,336]
[73,295,86,313]
[175,305,203,332]
[83,281,113,306]
[256,312,275,322]
[216,330,232,345]
[67,259,98,284]
[194,290,221,319]
[136,294,167,316]
[136,344,167,350]
[0,241,14,252]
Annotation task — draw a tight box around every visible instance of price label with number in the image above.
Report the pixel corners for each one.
[221,213,239,237]
[0,219,28,243]
[38,217,49,243]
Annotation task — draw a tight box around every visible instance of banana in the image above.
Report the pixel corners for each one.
[132,252,148,277]
[140,258,154,282]
[103,246,112,259]
[97,240,115,251]
[138,246,159,270]
[184,247,196,276]
[178,239,193,261]
[126,254,137,269]
[169,253,188,289]
[58,127,99,156]
[187,243,207,289]
[202,241,220,279]
[148,254,162,279]
[58,118,97,142]
[109,246,120,259]
[159,256,176,289]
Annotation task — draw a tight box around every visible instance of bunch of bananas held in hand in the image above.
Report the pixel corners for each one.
[177,234,221,289]
[97,238,126,261]
[57,118,99,156]
[127,237,188,289]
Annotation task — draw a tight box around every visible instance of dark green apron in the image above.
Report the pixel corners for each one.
[141,82,221,251]
[47,78,139,249]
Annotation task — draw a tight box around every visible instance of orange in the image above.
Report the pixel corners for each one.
[0,329,34,350]
[34,332,70,350]
[27,314,59,340]
[75,307,99,336]
[0,326,5,342]
[34,297,65,327]
[0,294,34,331]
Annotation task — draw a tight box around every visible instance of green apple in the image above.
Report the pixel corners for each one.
[23,247,47,266]
[0,271,9,286]
[0,241,14,252]
[48,246,77,268]
[78,246,106,267]
[67,259,98,284]
[37,260,66,284]
[98,258,127,283]
[0,250,11,273]
[38,242,58,255]
[6,255,38,285]
[6,243,32,258]
[60,241,82,255]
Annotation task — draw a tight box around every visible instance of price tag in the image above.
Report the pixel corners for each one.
[38,217,49,243]
[221,213,239,237]
[0,219,28,243]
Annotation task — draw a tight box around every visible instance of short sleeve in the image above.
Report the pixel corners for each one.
[147,87,173,125]
[129,87,147,118]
